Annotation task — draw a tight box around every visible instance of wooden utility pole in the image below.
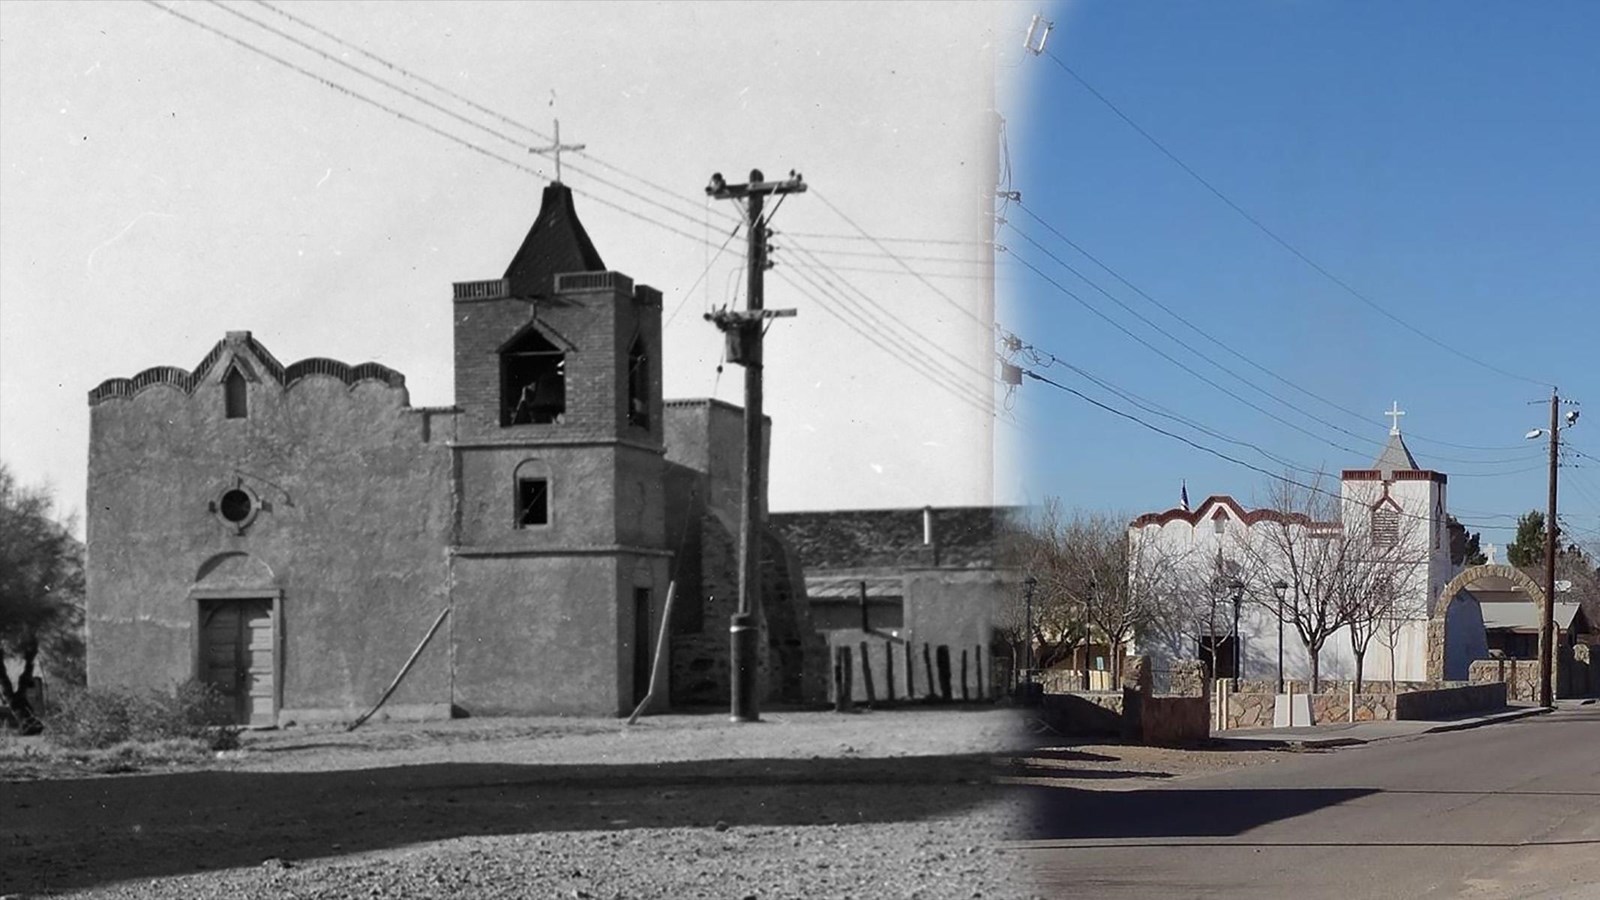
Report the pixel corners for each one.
[1539,390,1560,708]
[705,168,806,723]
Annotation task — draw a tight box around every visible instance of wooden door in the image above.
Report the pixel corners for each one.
[201,599,275,726]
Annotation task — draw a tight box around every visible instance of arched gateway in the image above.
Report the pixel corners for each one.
[1428,564,1546,682]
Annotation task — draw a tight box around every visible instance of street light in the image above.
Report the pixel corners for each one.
[1228,578,1245,681]
[1023,574,1038,682]
[1272,579,1289,693]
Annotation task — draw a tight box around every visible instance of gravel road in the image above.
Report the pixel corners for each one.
[2,708,1037,899]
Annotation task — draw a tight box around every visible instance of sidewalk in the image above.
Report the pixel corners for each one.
[1210,704,1552,749]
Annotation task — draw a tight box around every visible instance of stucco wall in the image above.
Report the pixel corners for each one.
[901,569,1007,700]
[87,353,453,720]
[451,553,667,716]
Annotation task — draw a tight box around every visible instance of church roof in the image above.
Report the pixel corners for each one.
[503,182,605,298]
[1371,431,1421,476]
[88,331,405,405]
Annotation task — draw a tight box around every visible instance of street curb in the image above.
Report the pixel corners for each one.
[1211,706,1552,751]
[1418,705,1552,735]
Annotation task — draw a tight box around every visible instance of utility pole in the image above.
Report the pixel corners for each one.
[705,168,806,723]
[1540,390,1559,707]
[1529,389,1581,707]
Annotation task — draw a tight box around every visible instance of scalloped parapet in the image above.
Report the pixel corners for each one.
[88,333,405,406]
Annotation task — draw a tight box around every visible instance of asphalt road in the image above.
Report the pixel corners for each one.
[1017,704,1600,899]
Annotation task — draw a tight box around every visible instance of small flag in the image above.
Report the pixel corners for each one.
[1181,480,1190,511]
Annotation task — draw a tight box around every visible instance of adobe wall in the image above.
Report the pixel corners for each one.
[901,568,1009,699]
[450,553,667,716]
[87,361,453,721]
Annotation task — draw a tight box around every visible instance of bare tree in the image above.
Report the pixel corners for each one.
[1065,511,1184,686]
[1001,500,1090,677]
[1236,474,1351,693]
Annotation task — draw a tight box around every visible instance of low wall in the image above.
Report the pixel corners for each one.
[1468,647,1599,701]
[1468,658,1541,704]
[1232,679,1432,695]
[1038,691,1123,736]
[1138,695,1210,745]
[1395,681,1506,719]
[1224,680,1503,728]
[1038,654,1209,745]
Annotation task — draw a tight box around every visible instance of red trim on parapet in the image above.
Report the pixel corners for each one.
[1342,469,1448,485]
[1129,494,1333,530]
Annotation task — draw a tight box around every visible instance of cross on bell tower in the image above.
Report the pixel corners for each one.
[530,119,585,184]
[1385,401,1406,436]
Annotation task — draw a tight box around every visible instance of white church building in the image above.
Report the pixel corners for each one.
[1129,409,1480,685]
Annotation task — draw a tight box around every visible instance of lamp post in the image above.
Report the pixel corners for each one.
[1229,578,1245,681]
[1023,575,1037,684]
[1084,577,1097,690]
[1272,579,1289,694]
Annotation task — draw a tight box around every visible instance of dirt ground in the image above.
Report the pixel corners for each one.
[2,707,1047,900]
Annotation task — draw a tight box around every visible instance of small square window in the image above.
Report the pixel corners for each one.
[517,478,549,528]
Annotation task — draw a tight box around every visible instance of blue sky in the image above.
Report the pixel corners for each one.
[1001,2,1600,552]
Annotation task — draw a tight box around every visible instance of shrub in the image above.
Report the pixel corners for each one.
[45,682,241,751]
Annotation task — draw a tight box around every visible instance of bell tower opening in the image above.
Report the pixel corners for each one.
[501,328,565,426]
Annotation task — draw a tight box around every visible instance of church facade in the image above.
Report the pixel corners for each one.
[1129,419,1484,684]
[84,183,811,724]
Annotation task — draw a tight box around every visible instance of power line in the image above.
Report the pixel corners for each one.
[811,189,992,335]
[665,221,742,328]
[1020,367,1510,532]
[247,0,735,227]
[1037,48,1553,390]
[776,246,999,415]
[1010,340,1323,477]
[213,1,715,234]
[784,241,992,385]
[775,267,1001,423]
[1007,216,1542,470]
[146,1,724,254]
[1011,201,1535,458]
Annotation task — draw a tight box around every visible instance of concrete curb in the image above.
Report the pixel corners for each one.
[1417,705,1552,735]
[1212,706,1552,751]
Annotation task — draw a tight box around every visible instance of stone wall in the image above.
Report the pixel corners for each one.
[1167,659,1208,698]
[1038,691,1123,737]
[1039,654,1209,744]
[1468,658,1542,704]
[1223,681,1501,728]
[1395,682,1506,719]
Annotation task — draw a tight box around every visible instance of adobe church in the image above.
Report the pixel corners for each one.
[84,182,819,725]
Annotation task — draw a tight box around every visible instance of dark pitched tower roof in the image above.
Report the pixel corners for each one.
[503,182,605,298]
[1372,431,1421,478]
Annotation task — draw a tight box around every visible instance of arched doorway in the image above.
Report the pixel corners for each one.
[191,552,281,726]
[1429,564,1546,683]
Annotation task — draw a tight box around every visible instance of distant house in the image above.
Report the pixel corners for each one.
[1463,569,1586,659]
[768,506,1018,702]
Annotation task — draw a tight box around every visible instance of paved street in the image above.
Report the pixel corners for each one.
[1017,704,1600,899]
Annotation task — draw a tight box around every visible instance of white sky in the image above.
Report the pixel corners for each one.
[1,1,1033,530]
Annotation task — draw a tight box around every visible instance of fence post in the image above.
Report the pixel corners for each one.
[936,645,953,702]
[834,645,855,712]
[923,643,935,700]
[884,641,897,704]
[859,640,876,707]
